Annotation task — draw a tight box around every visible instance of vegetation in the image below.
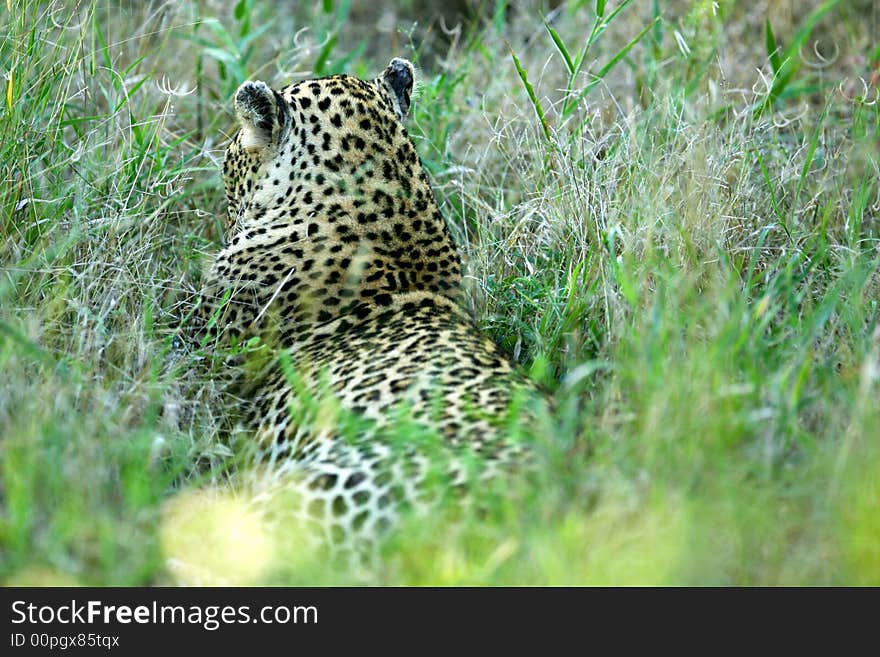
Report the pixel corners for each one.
[1,0,878,585]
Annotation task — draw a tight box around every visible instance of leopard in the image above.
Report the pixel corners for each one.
[196,58,541,568]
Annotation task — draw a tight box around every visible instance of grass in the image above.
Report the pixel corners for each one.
[1,0,878,585]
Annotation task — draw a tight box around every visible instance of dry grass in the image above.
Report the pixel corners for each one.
[1,0,878,585]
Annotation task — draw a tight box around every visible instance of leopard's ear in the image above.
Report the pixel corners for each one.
[234,80,289,151]
[379,58,414,121]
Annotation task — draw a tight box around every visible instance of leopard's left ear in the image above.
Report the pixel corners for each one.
[234,80,289,152]
[380,58,414,121]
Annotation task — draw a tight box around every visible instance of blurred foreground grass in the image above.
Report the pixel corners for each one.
[1,0,878,585]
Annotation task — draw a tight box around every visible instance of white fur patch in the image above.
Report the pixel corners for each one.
[240,125,270,151]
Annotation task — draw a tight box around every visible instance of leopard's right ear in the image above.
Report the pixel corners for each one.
[380,58,414,121]
[234,80,289,151]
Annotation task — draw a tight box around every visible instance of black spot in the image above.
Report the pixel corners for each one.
[316,473,338,490]
[352,510,369,530]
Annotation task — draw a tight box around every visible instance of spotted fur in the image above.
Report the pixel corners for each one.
[199,58,537,564]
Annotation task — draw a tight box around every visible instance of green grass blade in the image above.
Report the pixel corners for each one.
[594,0,635,43]
[765,19,781,74]
[564,17,658,119]
[791,103,829,223]
[546,23,575,76]
[93,13,113,73]
[493,0,507,35]
[0,319,52,365]
[752,147,790,240]
[755,0,841,116]
[509,46,552,144]
[314,33,338,75]
[779,0,841,64]
[573,0,635,81]
[233,0,247,20]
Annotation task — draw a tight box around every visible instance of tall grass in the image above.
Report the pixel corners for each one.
[1,0,878,585]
